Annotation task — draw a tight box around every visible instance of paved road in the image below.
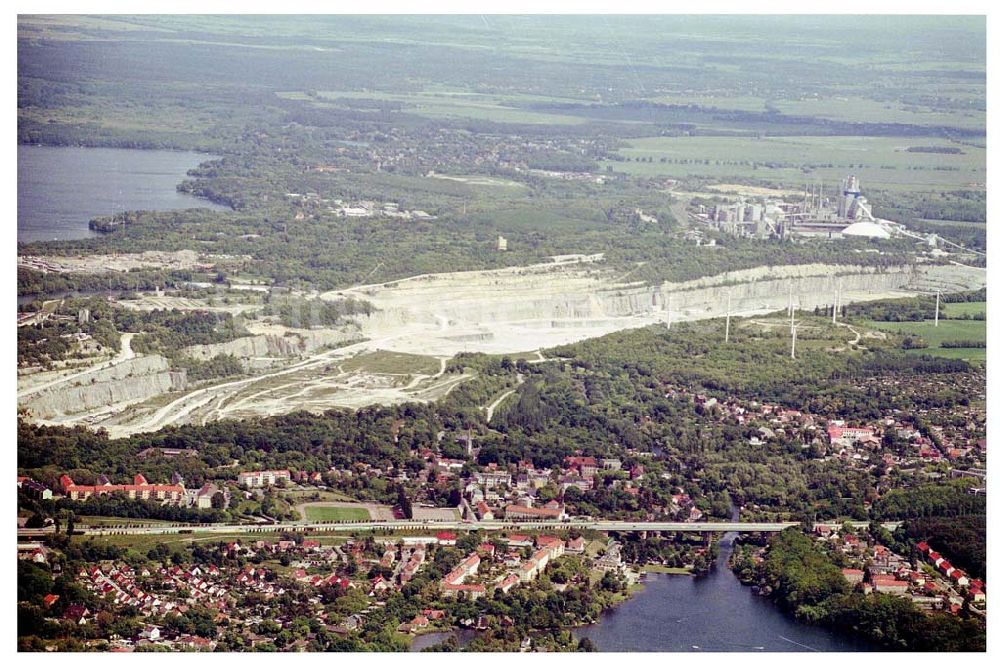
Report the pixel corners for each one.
[18,519,897,539]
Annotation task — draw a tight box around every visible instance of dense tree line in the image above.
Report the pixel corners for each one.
[48,495,226,524]
[871,480,986,521]
[113,308,246,354]
[18,265,193,298]
[743,530,985,651]
[902,515,986,581]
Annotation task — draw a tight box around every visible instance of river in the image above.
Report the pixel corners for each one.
[571,528,874,652]
[18,144,227,243]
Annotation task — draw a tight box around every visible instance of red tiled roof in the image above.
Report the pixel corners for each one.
[441,583,485,592]
[872,575,907,587]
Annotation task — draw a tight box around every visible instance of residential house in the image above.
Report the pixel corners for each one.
[564,456,598,478]
[871,575,909,595]
[60,474,184,503]
[842,568,865,585]
[20,478,53,500]
[497,574,520,593]
[237,470,290,488]
[475,501,495,521]
[436,532,457,547]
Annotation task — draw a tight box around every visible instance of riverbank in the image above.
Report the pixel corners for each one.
[732,530,985,651]
[642,564,693,575]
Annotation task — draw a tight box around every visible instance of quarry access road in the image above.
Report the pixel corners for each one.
[106,336,391,437]
[18,520,899,539]
[18,332,136,399]
[484,374,524,422]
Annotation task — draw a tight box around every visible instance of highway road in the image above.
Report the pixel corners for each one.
[18,519,897,539]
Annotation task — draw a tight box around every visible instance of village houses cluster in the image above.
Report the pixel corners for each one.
[805,525,987,619]
[19,527,613,651]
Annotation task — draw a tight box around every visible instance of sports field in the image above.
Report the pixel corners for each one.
[302,505,372,522]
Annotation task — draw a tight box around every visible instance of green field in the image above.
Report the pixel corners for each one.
[282,489,354,502]
[302,506,372,522]
[942,301,987,318]
[874,318,986,362]
[642,564,693,575]
[277,89,590,125]
[772,96,985,131]
[77,516,175,527]
[340,350,441,376]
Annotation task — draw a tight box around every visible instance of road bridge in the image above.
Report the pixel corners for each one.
[18,519,897,539]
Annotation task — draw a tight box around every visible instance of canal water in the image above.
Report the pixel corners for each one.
[18,144,227,243]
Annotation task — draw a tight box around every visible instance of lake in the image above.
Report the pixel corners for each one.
[571,532,874,652]
[18,145,227,243]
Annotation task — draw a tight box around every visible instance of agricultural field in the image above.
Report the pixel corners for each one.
[874,318,986,363]
[276,88,592,124]
[942,301,987,318]
[771,95,985,131]
[602,135,986,192]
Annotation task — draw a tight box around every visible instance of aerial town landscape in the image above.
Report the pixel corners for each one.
[15,12,990,655]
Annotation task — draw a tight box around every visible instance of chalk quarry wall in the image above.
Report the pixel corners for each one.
[351,262,984,334]
[183,328,361,364]
[22,355,187,420]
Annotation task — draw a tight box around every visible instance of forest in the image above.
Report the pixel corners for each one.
[17,296,248,372]
[902,516,987,581]
[737,529,985,651]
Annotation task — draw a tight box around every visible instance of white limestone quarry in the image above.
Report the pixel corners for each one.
[20,257,985,436]
[183,325,362,369]
[325,259,984,357]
